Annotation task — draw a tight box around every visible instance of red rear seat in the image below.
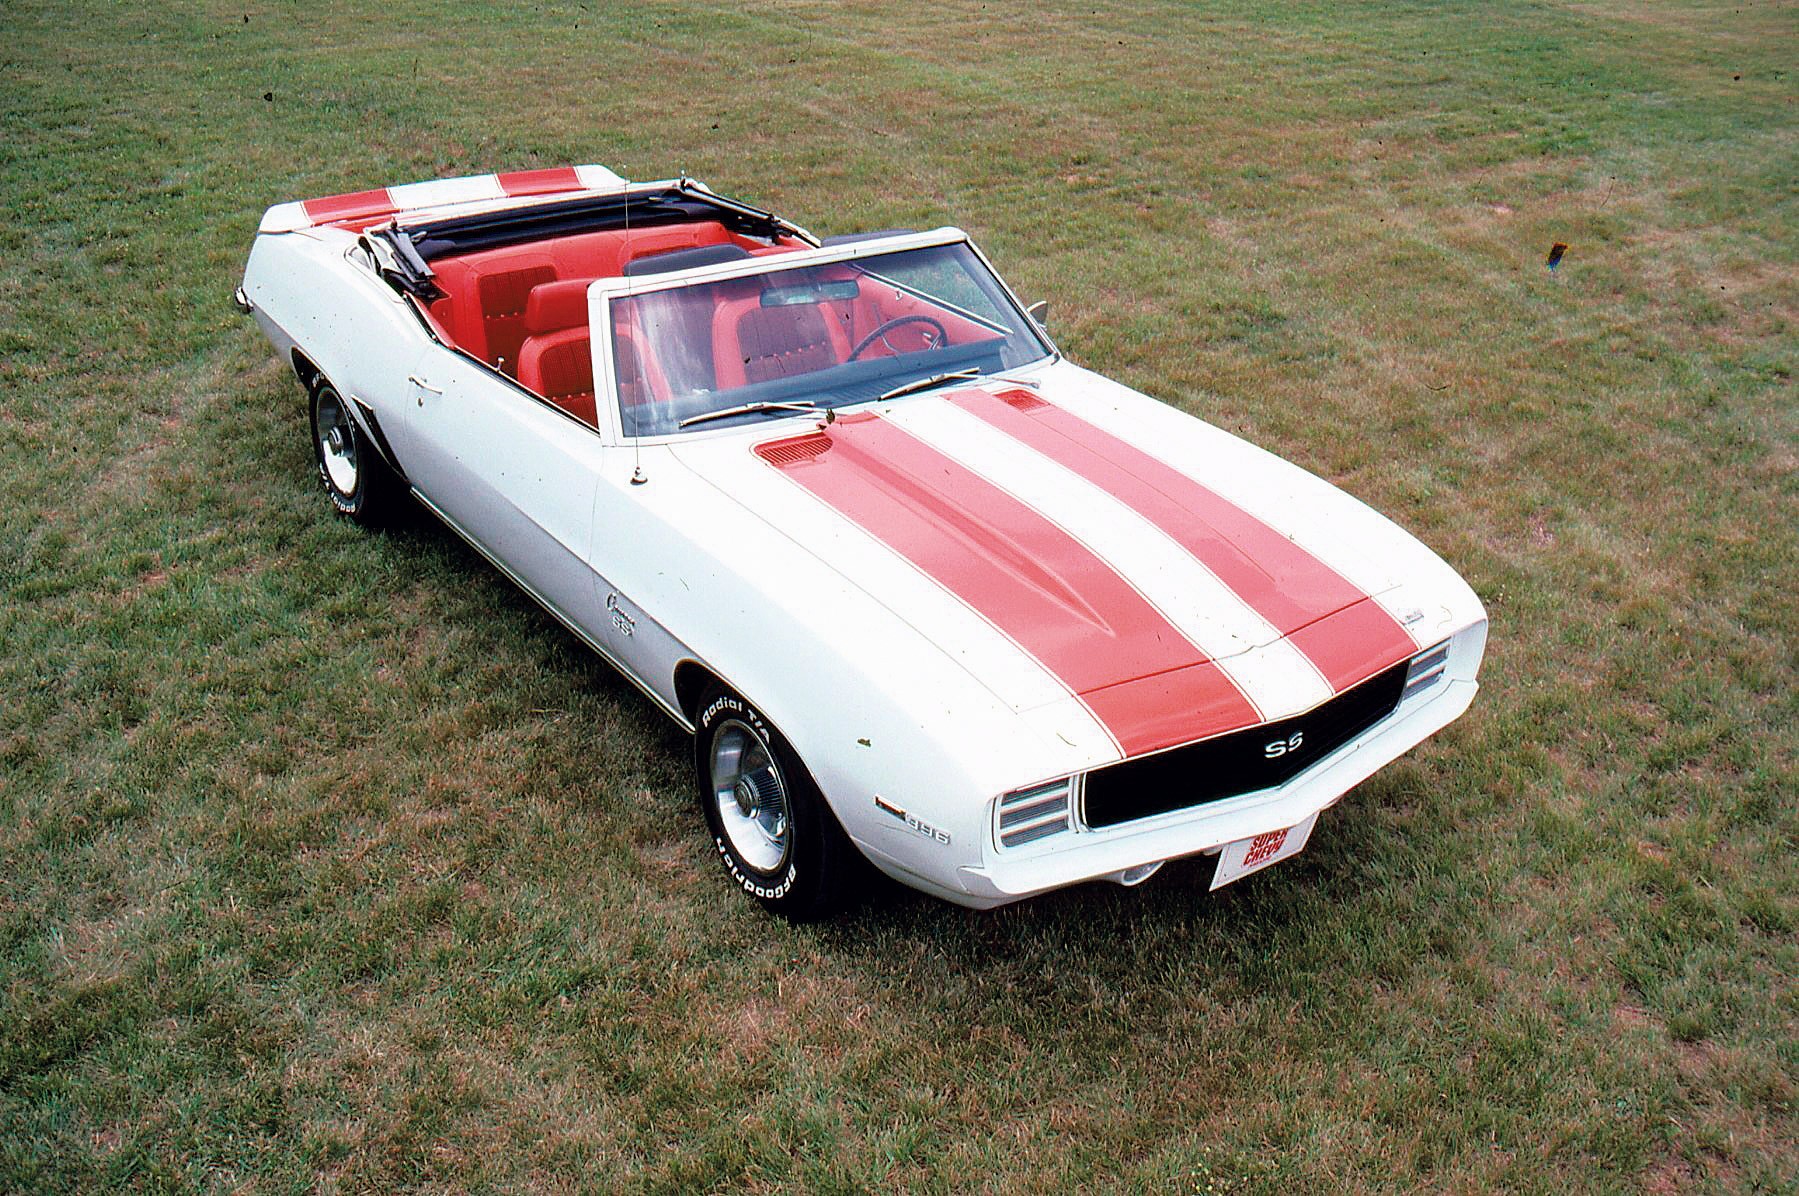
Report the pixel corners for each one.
[516,279,597,426]
[428,224,748,366]
[424,254,557,374]
[421,223,815,427]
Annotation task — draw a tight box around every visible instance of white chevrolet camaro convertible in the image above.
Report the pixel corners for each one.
[237,164,1487,919]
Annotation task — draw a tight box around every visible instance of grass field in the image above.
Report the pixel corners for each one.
[2,1,1794,1191]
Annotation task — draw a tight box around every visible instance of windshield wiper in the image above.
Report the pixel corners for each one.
[877,368,982,402]
[677,400,824,429]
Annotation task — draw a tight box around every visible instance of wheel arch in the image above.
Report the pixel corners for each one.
[672,661,822,763]
[293,350,409,483]
[683,656,872,916]
[673,658,727,726]
[291,348,325,394]
[674,658,852,835]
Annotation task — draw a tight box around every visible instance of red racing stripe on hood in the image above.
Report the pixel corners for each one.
[756,414,1259,757]
[949,388,1417,691]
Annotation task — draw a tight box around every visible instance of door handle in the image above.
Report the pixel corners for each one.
[407,374,443,404]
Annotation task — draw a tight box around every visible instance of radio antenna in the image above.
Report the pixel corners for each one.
[624,172,647,485]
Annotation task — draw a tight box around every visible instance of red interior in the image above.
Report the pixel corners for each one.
[515,280,600,426]
[423,223,1001,428]
[426,222,775,374]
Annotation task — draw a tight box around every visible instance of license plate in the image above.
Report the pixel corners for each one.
[1209,813,1320,891]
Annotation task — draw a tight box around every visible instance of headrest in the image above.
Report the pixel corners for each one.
[622,243,751,276]
[523,279,594,335]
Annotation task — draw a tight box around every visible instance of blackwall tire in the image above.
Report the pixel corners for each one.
[308,380,400,526]
[694,683,862,921]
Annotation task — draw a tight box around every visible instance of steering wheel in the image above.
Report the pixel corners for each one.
[848,315,950,361]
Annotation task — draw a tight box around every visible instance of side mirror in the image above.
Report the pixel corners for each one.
[1026,300,1049,329]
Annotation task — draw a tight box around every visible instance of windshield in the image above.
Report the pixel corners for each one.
[608,242,1051,435]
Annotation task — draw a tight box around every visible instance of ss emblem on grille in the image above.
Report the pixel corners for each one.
[1264,730,1305,758]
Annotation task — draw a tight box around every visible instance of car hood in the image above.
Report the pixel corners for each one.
[666,363,1468,757]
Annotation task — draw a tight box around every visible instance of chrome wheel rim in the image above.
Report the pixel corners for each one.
[315,391,359,496]
[710,719,790,873]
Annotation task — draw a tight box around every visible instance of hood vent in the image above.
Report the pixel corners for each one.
[755,431,833,467]
[993,387,1048,411]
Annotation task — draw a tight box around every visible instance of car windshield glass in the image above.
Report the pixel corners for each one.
[608,242,1050,435]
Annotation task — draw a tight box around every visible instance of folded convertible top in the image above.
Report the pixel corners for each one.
[257,164,629,234]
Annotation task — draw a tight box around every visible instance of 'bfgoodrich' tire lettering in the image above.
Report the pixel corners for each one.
[715,837,798,899]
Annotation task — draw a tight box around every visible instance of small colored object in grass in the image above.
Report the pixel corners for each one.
[1546,242,1569,270]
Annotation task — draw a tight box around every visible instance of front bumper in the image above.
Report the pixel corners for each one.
[864,622,1485,909]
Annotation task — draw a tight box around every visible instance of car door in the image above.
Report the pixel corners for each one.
[386,344,608,634]
[576,289,697,720]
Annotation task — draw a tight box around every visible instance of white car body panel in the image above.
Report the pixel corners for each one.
[389,344,607,631]
[240,169,1487,909]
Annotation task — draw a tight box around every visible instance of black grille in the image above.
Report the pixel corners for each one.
[1082,659,1410,829]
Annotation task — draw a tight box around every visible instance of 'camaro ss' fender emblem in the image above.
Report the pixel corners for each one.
[605,592,635,637]
[1264,730,1305,758]
[873,795,950,845]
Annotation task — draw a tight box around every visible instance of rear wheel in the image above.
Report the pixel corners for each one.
[695,683,862,920]
[308,380,400,525]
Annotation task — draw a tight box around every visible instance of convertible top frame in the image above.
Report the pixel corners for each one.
[366,178,819,299]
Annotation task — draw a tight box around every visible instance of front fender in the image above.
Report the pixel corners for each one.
[588,451,1093,896]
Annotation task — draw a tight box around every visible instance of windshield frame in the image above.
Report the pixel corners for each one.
[584,227,1057,443]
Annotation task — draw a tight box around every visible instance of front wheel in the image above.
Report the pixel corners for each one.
[308,379,401,525]
[695,684,863,920]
